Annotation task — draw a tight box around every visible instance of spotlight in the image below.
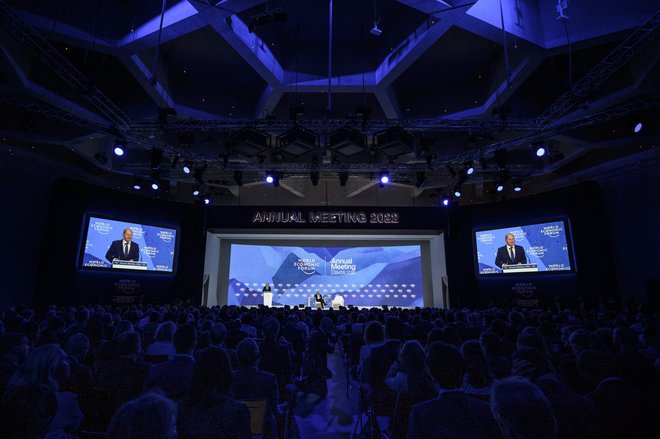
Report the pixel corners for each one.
[535,144,546,157]
[338,171,348,187]
[265,172,274,184]
[182,161,192,174]
[192,186,200,196]
[379,171,389,186]
[496,184,504,192]
[132,180,142,190]
[113,144,125,156]
[441,197,450,207]
[513,181,522,192]
[464,161,474,175]
[150,171,162,191]
[454,190,462,198]
[634,122,643,133]
[233,171,243,187]
[203,197,211,205]
[310,171,319,186]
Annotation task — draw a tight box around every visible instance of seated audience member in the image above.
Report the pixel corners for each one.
[0,383,57,439]
[37,317,66,347]
[406,342,500,439]
[107,391,177,439]
[5,344,83,439]
[479,331,511,379]
[385,340,436,439]
[61,334,93,398]
[140,311,162,340]
[612,326,656,388]
[258,318,293,392]
[145,321,177,358]
[491,377,557,439]
[195,322,239,369]
[0,333,29,394]
[461,340,493,400]
[95,331,151,422]
[280,315,307,364]
[233,338,279,439]
[358,321,386,375]
[144,325,197,400]
[178,348,251,439]
[304,317,334,398]
[512,347,601,439]
[64,309,90,340]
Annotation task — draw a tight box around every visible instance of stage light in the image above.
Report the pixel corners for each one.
[379,171,389,186]
[151,182,159,190]
[496,184,504,192]
[150,171,162,191]
[132,180,141,190]
[182,161,192,174]
[513,181,522,192]
[203,197,211,205]
[454,190,462,198]
[113,144,125,156]
[192,186,200,196]
[465,161,474,175]
[535,144,546,157]
[265,173,274,184]
[441,197,450,207]
[634,122,643,133]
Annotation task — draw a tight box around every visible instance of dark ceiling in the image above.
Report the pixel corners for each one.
[0,0,658,205]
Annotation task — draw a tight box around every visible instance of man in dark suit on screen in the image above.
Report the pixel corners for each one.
[105,228,140,263]
[495,233,527,268]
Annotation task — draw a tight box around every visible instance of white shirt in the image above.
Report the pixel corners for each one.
[508,245,515,258]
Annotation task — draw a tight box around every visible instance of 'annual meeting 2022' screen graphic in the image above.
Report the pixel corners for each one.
[228,244,423,307]
[80,216,177,272]
[474,220,573,275]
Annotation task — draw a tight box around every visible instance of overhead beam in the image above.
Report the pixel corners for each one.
[346,180,378,198]
[374,86,401,120]
[375,4,471,87]
[279,181,306,198]
[254,85,284,118]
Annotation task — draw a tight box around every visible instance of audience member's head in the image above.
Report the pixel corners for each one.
[0,384,57,439]
[6,345,69,392]
[64,333,90,362]
[209,323,227,345]
[113,320,134,340]
[115,332,142,358]
[568,329,591,356]
[491,377,558,439]
[462,339,493,387]
[0,333,29,363]
[185,348,233,407]
[320,317,333,334]
[364,321,385,345]
[512,347,553,382]
[262,318,280,342]
[154,321,177,343]
[426,341,464,390]
[236,338,260,368]
[173,325,197,355]
[107,391,177,439]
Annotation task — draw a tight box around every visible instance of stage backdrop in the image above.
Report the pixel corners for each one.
[228,243,423,307]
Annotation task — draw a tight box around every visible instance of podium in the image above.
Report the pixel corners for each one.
[112,260,147,271]
[502,263,538,273]
[263,292,273,307]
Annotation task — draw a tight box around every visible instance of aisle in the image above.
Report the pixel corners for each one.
[294,348,361,439]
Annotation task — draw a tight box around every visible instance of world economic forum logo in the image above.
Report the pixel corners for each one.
[91,221,111,235]
[157,230,174,243]
[294,258,319,275]
[541,224,563,238]
[478,233,495,245]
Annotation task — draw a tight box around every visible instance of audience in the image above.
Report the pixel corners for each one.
[0,301,657,439]
[178,348,251,439]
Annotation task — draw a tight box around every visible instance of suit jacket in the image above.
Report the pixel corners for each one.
[105,240,140,262]
[314,293,326,306]
[95,357,151,407]
[177,395,251,439]
[407,391,501,439]
[495,244,527,268]
[143,354,196,399]
[258,339,293,386]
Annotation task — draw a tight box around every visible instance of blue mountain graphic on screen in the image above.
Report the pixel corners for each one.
[371,257,422,285]
[272,253,319,285]
[302,247,342,259]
